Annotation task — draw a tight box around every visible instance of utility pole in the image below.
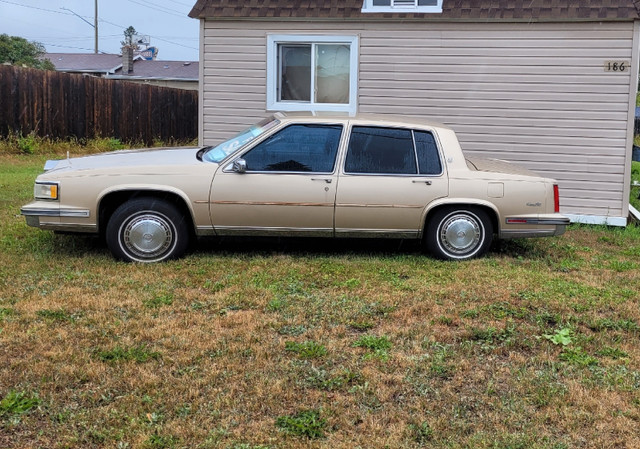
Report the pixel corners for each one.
[61,3,99,53]
[94,0,98,54]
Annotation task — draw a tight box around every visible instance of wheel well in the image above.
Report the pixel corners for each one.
[423,204,499,236]
[98,191,195,238]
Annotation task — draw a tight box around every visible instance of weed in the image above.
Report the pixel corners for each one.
[543,328,573,346]
[468,324,516,345]
[303,366,363,391]
[588,318,639,332]
[0,390,41,418]
[95,344,161,363]
[353,335,392,361]
[143,294,173,308]
[144,432,178,449]
[36,308,78,322]
[0,307,16,321]
[347,320,375,332]
[559,347,599,367]
[226,444,272,449]
[275,409,327,439]
[596,347,629,359]
[17,132,38,154]
[276,324,307,336]
[284,341,327,359]
[408,421,433,444]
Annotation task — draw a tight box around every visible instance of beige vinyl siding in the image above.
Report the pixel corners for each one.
[201,20,636,219]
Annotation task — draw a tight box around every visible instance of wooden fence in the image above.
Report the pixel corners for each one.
[0,65,198,144]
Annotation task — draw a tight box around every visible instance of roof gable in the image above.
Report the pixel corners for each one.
[188,0,640,21]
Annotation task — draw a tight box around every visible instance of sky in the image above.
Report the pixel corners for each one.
[0,0,199,61]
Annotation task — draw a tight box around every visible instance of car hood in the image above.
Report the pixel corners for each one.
[465,157,539,178]
[44,147,205,174]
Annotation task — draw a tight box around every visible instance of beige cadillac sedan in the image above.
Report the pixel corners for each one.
[22,112,569,262]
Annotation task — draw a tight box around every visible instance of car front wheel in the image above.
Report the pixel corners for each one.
[425,207,493,260]
[106,198,189,263]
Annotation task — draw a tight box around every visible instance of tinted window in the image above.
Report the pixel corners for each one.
[415,131,442,175]
[242,124,342,172]
[345,127,417,174]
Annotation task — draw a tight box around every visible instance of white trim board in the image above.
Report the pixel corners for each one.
[564,214,627,227]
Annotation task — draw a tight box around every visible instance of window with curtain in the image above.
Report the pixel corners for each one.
[267,35,358,114]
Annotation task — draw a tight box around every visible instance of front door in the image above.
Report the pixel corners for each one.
[210,123,343,236]
[334,125,448,238]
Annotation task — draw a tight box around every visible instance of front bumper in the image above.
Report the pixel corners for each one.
[21,202,94,233]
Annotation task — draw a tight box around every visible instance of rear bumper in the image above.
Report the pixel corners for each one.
[500,214,570,239]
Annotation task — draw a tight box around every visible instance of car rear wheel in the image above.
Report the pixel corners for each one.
[106,198,189,263]
[425,207,493,260]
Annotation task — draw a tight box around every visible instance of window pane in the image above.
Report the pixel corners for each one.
[417,0,438,5]
[243,124,343,173]
[315,45,350,104]
[373,0,391,4]
[414,131,442,175]
[345,127,417,174]
[280,45,311,102]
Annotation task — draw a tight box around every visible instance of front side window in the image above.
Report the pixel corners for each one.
[344,126,442,175]
[267,35,358,114]
[242,124,343,173]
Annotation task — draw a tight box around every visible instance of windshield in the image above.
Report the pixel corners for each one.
[202,117,280,163]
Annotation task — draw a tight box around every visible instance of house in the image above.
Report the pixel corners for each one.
[45,53,134,76]
[188,0,640,226]
[44,52,199,90]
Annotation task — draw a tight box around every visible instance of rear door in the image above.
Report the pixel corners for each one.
[334,125,448,238]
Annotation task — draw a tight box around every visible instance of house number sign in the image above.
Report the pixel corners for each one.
[604,61,630,72]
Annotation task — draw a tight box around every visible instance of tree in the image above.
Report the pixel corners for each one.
[0,34,54,70]
[121,26,140,49]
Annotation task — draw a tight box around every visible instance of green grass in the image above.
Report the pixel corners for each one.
[2,153,640,448]
[631,161,640,212]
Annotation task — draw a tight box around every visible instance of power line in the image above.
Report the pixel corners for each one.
[100,18,198,51]
[0,0,75,15]
[125,0,186,18]
[42,43,106,53]
[128,0,186,15]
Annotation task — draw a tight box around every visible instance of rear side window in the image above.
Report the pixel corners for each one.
[344,126,441,175]
[242,124,342,173]
[344,127,416,174]
[415,130,442,175]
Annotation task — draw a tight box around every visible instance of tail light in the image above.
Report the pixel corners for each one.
[553,184,560,213]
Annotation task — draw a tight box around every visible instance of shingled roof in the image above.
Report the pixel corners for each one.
[189,0,640,21]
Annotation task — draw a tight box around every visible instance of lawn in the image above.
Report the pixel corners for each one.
[1,152,640,449]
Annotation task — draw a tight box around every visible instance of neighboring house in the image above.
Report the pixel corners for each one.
[44,52,199,90]
[188,0,640,226]
[45,53,134,76]
[106,59,199,91]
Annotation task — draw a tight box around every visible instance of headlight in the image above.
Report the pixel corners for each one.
[34,182,59,200]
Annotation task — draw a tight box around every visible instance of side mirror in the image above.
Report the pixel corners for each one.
[232,158,247,173]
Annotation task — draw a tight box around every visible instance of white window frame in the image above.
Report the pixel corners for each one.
[361,0,443,13]
[266,34,359,115]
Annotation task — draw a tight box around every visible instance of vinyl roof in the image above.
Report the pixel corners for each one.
[189,0,640,21]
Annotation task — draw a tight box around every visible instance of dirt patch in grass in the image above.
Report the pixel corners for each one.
[1,156,640,448]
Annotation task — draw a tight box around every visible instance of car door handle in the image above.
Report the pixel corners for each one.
[412,180,432,185]
[311,178,332,184]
